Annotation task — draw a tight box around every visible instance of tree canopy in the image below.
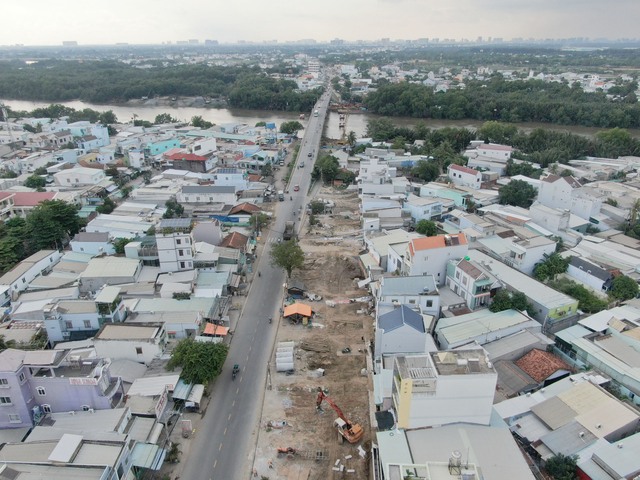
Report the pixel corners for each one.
[489,290,532,313]
[533,253,570,282]
[154,113,178,125]
[191,115,213,129]
[270,240,305,278]
[545,453,578,480]
[280,121,304,135]
[610,275,639,301]
[311,155,341,183]
[24,175,46,190]
[499,179,538,208]
[167,338,228,385]
[26,200,82,251]
[415,220,438,236]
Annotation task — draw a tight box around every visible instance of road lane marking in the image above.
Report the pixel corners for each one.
[224,427,227,436]
[213,460,217,469]
[219,442,223,451]
[236,387,239,395]
[228,413,232,420]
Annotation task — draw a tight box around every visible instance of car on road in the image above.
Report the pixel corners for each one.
[299,162,305,168]
[307,152,312,157]
[293,185,300,192]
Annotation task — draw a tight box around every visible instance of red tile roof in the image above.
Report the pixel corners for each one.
[449,164,481,176]
[166,153,208,162]
[11,191,57,207]
[228,203,261,215]
[515,349,571,383]
[0,192,14,202]
[219,232,249,250]
[408,233,467,256]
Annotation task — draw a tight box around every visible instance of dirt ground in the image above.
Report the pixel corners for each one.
[252,186,373,480]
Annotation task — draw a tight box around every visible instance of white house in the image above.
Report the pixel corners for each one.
[402,194,446,222]
[390,233,468,285]
[373,275,440,318]
[476,234,557,275]
[155,218,195,273]
[566,256,614,292]
[53,167,106,187]
[537,174,581,210]
[0,250,63,296]
[374,305,435,359]
[93,323,167,365]
[70,232,116,256]
[392,349,497,429]
[447,164,483,190]
[177,185,237,205]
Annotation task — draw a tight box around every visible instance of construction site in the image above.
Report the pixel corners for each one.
[252,186,373,480]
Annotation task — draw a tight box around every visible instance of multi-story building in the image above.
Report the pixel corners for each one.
[155,218,195,273]
[0,348,124,428]
[389,233,468,285]
[373,275,440,318]
[446,257,500,310]
[391,349,497,429]
[447,164,483,190]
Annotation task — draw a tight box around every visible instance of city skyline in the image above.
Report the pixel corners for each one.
[3,0,640,47]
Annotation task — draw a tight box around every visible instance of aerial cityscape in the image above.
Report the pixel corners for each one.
[1,3,640,480]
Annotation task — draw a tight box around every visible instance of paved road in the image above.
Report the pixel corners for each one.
[179,90,331,480]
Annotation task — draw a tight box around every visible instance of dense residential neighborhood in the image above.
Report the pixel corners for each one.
[0,46,640,480]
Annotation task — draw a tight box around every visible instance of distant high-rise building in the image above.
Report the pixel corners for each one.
[188,39,199,44]
[204,39,218,45]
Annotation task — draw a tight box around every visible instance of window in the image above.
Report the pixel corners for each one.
[180,262,186,269]
[408,299,416,304]
[135,347,143,355]
[426,300,433,307]
[65,321,73,330]
[83,320,91,329]
[36,387,46,396]
[176,239,181,245]
[8,414,21,423]
[168,332,176,339]
[82,405,91,411]
[455,271,460,279]
[18,373,25,383]
[179,250,184,256]
[0,396,12,405]
[42,404,51,413]
[0,379,7,386]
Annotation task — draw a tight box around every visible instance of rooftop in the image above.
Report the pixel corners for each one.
[81,256,141,279]
[516,349,571,383]
[408,233,467,255]
[95,323,163,341]
[379,275,438,296]
[431,349,495,375]
[378,305,425,333]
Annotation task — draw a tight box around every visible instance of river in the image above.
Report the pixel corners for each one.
[4,98,640,140]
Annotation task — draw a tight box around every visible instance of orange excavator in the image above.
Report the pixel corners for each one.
[316,387,364,444]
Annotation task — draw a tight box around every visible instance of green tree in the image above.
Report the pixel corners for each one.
[490,290,513,313]
[533,253,569,282]
[96,197,116,215]
[167,338,228,385]
[545,453,578,480]
[309,201,326,215]
[154,113,178,125]
[270,240,305,278]
[255,121,266,127]
[477,121,518,145]
[511,292,531,312]
[312,155,340,183]
[279,121,304,135]
[0,237,23,274]
[249,212,270,234]
[98,110,118,125]
[411,160,440,182]
[260,163,273,178]
[610,275,639,301]
[24,174,46,189]
[191,115,213,129]
[26,200,82,251]
[347,131,357,148]
[163,198,184,218]
[0,335,16,352]
[113,238,132,255]
[499,179,537,208]
[415,219,438,236]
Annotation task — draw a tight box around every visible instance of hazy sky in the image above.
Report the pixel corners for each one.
[4,0,640,46]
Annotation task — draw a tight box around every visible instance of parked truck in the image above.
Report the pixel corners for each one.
[283,221,295,241]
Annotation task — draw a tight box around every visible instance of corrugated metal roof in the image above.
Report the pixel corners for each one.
[531,396,577,430]
[539,420,597,457]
